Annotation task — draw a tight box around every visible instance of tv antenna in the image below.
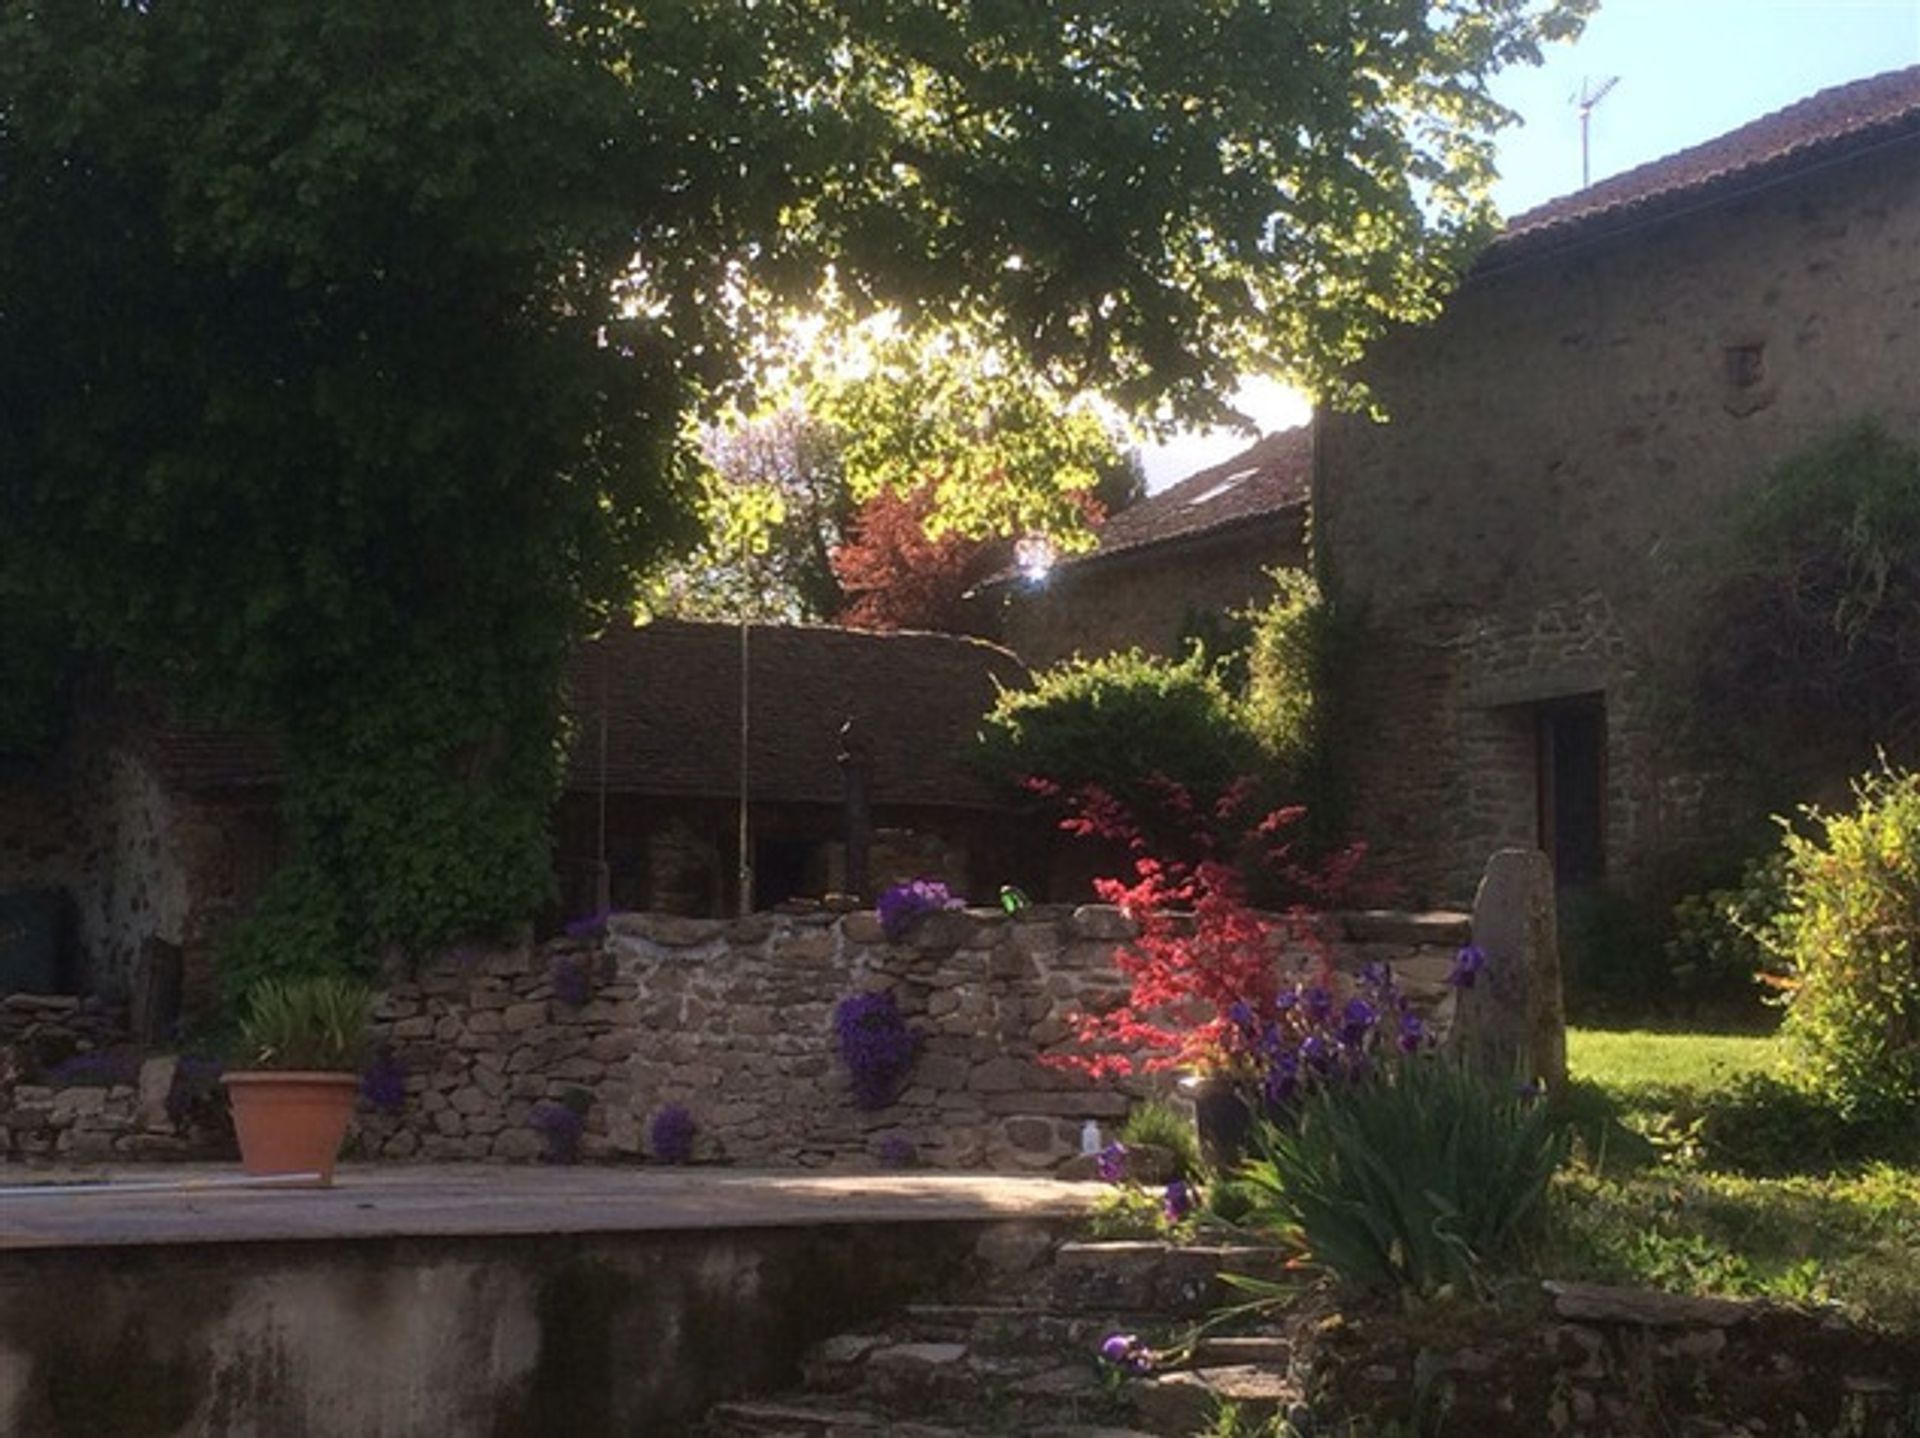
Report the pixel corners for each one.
[1573,75,1621,189]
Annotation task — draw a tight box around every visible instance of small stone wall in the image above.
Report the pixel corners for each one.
[353,904,1470,1171]
[1306,1281,1920,1435]
[0,994,230,1162]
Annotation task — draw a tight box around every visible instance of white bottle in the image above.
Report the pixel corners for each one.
[1080,1119,1102,1155]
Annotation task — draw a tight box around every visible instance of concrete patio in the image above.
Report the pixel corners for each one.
[0,1162,1098,1251]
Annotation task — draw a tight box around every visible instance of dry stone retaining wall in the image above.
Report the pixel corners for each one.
[353,904,1470,1171]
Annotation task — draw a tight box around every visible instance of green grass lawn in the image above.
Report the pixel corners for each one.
[1552,1025,1920,1326]
[1567,1027,1780,1095]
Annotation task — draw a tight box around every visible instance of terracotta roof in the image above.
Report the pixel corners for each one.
[1487,64,1920,265]
[979,426,1310,590]
[561,620,1028,809]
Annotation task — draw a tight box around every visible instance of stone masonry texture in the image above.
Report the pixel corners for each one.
[1315,140,1920,906]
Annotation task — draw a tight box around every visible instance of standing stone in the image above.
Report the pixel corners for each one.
[136,1055,180,1133]
[1458,848,1566,1092]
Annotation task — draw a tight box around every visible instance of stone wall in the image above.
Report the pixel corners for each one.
[355,905,1470,1171]
[0,735,276,1002]
[985,519,1305,668]
[1305,1281,1920,1435]
[1316,140,1920,905]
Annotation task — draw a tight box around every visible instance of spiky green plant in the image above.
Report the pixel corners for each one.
[1119,1097,1203,1179]
[236,976,374,1072]
[1237,1058,1565,1297]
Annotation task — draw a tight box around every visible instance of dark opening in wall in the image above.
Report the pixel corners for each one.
[1536,695,1606,887]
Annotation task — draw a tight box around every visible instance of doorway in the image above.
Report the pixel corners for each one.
[1536,695,1606,887]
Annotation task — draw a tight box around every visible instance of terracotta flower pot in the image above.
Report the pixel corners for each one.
[223,1070,359,1185]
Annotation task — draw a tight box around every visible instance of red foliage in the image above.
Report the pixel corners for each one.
[1036,775,1368,1080]
[832,485,1004,631]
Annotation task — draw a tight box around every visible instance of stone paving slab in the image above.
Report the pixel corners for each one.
[0,1164,1097,1252]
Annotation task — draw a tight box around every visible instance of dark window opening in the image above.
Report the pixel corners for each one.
[1536,696,1606,887]
[754,837,817,909]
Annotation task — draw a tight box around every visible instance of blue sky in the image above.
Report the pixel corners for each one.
[1140,0,1920,488]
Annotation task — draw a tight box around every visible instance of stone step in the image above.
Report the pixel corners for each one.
[1126,1364,1301,1433]
[894,1302,1185,1354]
[702,1398,891,1436]
[1047,1241,1298,1317]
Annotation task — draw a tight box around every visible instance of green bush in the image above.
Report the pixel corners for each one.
[1775,763,1920,1123]
[1663,851,1788,1008]
[1237,1059,1565,1297]
[976,646,1261,801]
[1241,568,1327,779]
[1557,886,1668,1019]
[1119,1097,1202,1180]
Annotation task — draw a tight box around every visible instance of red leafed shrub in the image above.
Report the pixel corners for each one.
[1039,775,1368,1081]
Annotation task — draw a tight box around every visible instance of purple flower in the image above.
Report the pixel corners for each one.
[1264,1052,1299,1107]
[1300,1034,1333,1072]
[1339,997,1377,1046]
[877,1134,918,1168]
[1227,1000,1257,1033]
[551,954,592,1007]
[361,1051,407,1114]
[875,878,965,942]
[1162,1179,1194,1224]
[1304,986,1333,1022]
[834,990,921,1108]
[1448,944,1487,989]
[649,1103,696,1164]
[1095,1141,1128,1184]
[1099,1333,1153,1376]
[1357,961,1395,994]
[1397,1011,1427,1053]
[563,909,610,940]
[531,1100,586,1165]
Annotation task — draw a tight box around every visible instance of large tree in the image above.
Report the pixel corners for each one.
[0,0,1588,988]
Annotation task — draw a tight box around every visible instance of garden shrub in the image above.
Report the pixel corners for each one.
[1556,885,1669,1019]
[1774,763,1920,1123]
[1241,568,1327,780]
[976,647,1262,807]
[1238,1058,1566,1297]
[1664,851,1788,1009]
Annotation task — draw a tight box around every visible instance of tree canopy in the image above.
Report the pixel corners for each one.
[0,0,1589,987]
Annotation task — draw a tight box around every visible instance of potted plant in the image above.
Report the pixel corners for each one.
[223,975,373,1185]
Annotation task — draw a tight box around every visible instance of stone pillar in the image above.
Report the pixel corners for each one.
[1457,848,1567,1092]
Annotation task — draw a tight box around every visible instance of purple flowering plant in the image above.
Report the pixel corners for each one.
[1098,1332,1154,1377]
[531,1090,592,1164]
[1094,1140,1129,1184]
[877,1134,918,1168]
[1448,944,1487,989]
[834,990,921,1109]
[875,878,964,942]
[1161,1179,1195,1225]
[551,954,593,1008]
[649,1103,696,1164]
[361,1050,407,1114]
[1221,956,1440,1117]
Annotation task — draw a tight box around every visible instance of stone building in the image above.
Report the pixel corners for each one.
[1315,65,1920,906]
[976,426,1311,666]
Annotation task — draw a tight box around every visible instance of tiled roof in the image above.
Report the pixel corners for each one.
[560,620,1028,809]
[1486,64,1920,264]
[1030,425,1311,579]
[142,621,1030,809]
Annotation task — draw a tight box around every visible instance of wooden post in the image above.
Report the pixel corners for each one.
[838,717,873,902]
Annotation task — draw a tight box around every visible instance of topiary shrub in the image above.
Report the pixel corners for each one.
[975,646,1262,806]
[1774,763,1920,1124]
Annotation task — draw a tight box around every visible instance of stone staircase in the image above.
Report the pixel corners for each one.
[701,1232,1307,1437]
